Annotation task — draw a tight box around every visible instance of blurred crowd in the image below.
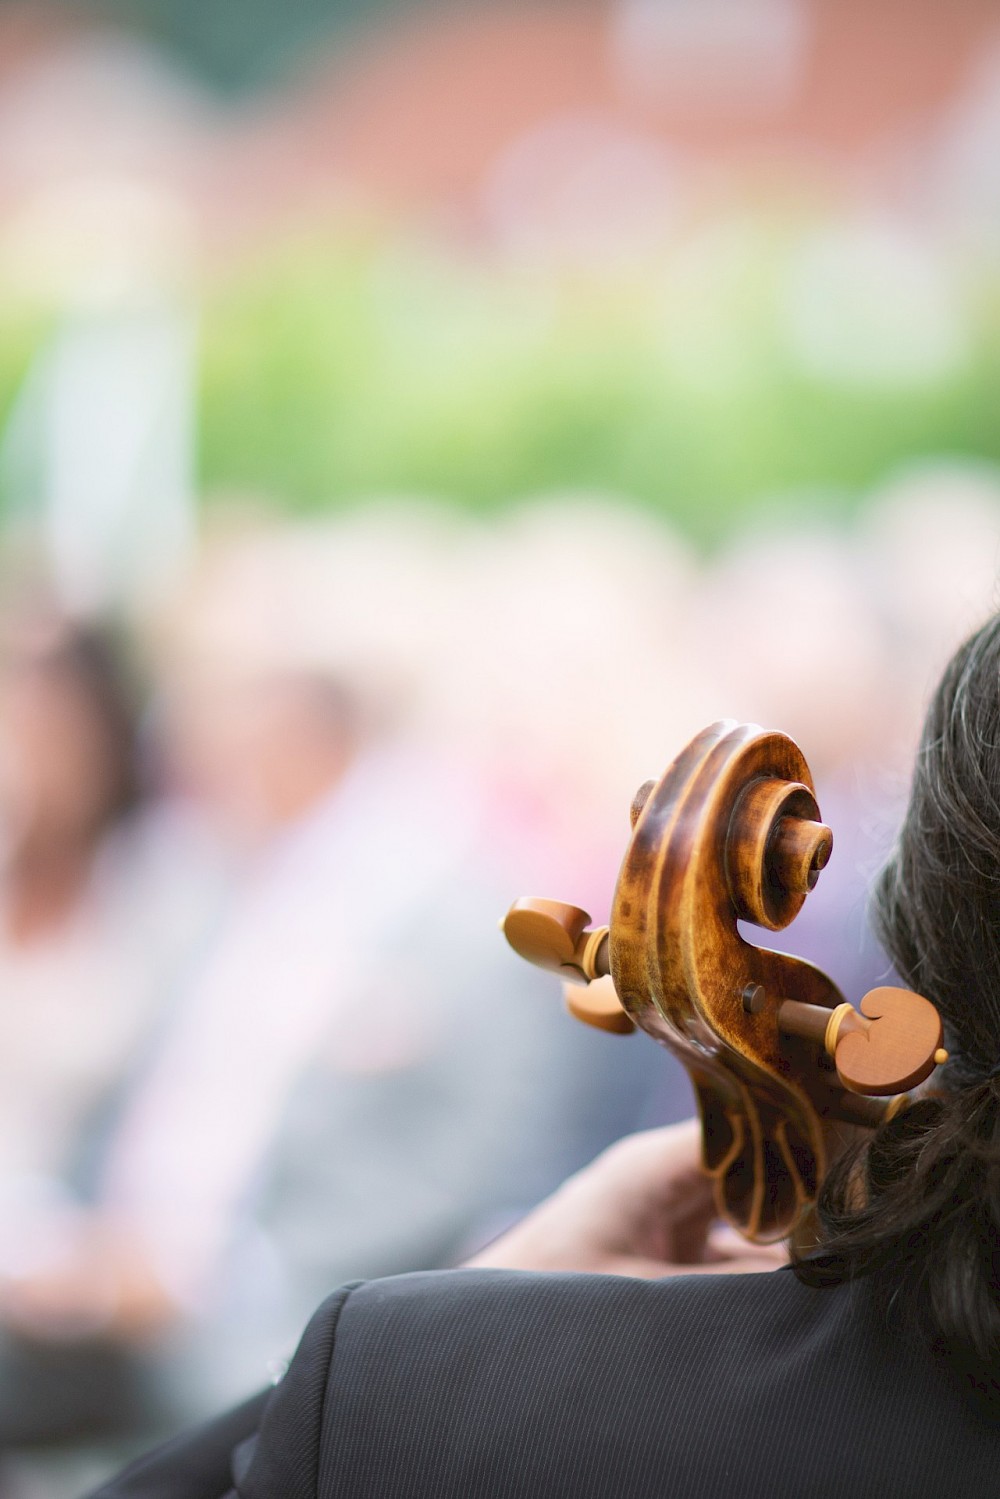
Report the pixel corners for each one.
[0,471,996,1492]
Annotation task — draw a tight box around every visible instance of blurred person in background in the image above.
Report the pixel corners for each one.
[32,639,645,1440]
[0,612,224,1459]
[0,588,643,1485]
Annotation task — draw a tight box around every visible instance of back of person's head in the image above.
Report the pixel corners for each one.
[796,611,1000,1400]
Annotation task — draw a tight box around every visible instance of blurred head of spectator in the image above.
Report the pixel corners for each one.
[169,666,360,847]
[0,615,140,941]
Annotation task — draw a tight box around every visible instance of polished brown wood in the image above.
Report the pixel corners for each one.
[830,986,945,1095]
[503,720,948,1244]
[563,975,636,1035]
[503,898,610,983]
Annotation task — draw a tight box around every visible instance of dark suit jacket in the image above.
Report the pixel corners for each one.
[91,1266,1000,1499]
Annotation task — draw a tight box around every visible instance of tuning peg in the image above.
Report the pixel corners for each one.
[563,975,635,1035]
[775,985,947,1096]
[630,780,656,829]
[828,987,947,1095]
[769,815,832,894]
[502,898,610,983]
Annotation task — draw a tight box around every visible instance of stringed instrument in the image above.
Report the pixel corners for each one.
[502,720,947,1244]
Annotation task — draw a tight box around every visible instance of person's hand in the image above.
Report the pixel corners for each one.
[464,1120,787,1279]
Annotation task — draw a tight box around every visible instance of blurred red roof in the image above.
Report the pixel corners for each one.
[0,0,998,246]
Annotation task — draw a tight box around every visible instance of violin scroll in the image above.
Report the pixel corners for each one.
[502,720,950,1243]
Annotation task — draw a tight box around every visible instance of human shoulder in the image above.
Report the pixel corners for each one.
[324,1261,815,1354]
[99,1266,995,1499]
[238,1267,833,1499]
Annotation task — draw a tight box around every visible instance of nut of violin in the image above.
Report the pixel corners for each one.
[502,898,592,975]
[563,976,635,1035]
[834,986,945,1096]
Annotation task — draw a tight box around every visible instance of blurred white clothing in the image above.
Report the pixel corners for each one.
[100,747,482,1309]
[0,806,227,1277]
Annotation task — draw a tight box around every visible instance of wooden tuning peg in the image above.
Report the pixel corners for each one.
[563,975,635,1035]
[502,898,611,984]
[769,815,832,894]
[774,985,947,1096]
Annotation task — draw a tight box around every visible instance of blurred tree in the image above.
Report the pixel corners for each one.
[195,235,1000,545]
[59,0,429,91]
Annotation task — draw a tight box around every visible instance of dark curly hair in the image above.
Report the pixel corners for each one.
[794,614,1000,1402]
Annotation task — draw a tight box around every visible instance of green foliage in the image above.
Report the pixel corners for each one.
[0,225,995,544]
[0,305,45,430]
[197,230,1000,546]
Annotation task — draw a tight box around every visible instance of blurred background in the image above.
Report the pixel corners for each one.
[0,0,998,1491]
